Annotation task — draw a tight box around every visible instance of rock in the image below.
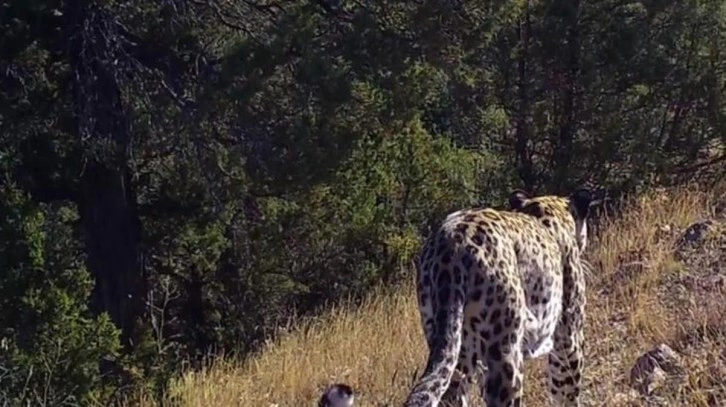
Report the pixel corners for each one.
[674,219,726,267]
[629,344,685,396]
[319,383,355,407]
[677,219,715,248]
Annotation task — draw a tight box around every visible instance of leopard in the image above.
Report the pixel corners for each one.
[403,188,595,407]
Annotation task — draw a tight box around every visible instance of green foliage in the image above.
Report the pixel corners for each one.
[0,183,120,405]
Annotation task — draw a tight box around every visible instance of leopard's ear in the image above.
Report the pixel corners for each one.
[508,189,531,211]
[569,188,593,220]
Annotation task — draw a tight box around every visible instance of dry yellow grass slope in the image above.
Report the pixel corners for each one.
[132,184,726,407]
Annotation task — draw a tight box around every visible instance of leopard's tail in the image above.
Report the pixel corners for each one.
[404,247,467,407]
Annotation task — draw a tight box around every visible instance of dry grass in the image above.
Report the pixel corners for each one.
[129,184,726,407]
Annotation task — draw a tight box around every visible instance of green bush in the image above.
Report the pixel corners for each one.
[0,183,120,406]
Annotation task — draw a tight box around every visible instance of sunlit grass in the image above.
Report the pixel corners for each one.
[129,184,726,406]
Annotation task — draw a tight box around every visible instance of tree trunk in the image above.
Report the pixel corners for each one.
[515,0,535,190]
[79,165,145,350]
[65,1,146,350]
[552,0,581,193]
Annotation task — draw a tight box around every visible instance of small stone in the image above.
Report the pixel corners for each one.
[629,344,685,396]
[678,220,715,247]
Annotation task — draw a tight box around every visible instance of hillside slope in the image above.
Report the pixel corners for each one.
[135,185,726,407]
